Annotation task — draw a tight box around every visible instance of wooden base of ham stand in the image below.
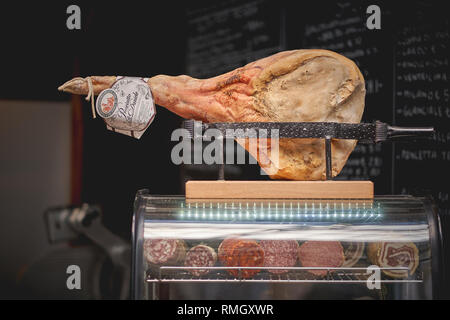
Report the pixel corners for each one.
[186,180,374,199]
[184,126,373,199]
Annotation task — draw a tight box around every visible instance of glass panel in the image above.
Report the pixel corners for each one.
[137,195,432,299]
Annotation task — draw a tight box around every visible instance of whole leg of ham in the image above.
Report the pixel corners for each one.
[58,49,365,180]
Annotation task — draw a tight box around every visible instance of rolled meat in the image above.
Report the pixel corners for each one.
[367,242,419,278]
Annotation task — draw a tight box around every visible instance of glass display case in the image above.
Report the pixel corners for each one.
[132,189,443,300]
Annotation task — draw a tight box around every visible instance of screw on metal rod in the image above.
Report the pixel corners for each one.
[218,135,225,180]
[325,136,332,180]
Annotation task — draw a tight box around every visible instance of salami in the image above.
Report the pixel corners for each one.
[218,237,238,265]
[298,241,344,276]
[219,239,264,278]
[259,240,299,274]
[367,242,419,278]
[184,245,217,276]
[144,239,186,265]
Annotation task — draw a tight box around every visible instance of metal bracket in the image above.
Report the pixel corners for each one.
[325,136,333,180]
[182,120,338,181]
[218,135,225,180]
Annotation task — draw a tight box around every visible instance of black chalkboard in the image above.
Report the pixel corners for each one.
[186,0,285,78]
[393,18,449,215]
[184,0,449,216]
[297,0,394,194]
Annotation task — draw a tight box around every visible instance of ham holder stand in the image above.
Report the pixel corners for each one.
[182,120,434,199]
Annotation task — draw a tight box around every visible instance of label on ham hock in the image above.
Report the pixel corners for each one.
[96,77,155,139]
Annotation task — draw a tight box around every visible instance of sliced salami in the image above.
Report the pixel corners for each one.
[220,239,264,279]
[367,242,419,278]
[218,237,239,265]
[144,239,186,265]
[259,240,299,274]
[184,245,218,276]
[298,241,344,276]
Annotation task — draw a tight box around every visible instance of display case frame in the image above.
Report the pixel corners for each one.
[132,189,443,300]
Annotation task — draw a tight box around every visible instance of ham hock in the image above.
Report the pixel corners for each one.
[59,49,366,180]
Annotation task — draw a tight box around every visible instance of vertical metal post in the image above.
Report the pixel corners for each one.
[325,136,332,180]
[218,134,225,180]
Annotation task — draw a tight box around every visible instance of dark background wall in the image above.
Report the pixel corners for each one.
[0,0,448,297]
[1,1,188,240]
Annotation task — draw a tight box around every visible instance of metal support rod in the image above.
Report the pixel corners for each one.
[218,135,225,180]
[325,136,332,180]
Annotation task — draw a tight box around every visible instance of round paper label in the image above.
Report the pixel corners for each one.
[96,77,156,134]
[96,89,118,118]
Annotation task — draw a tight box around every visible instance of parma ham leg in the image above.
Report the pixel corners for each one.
[59,49,366,180]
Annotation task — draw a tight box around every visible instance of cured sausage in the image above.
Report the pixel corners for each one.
[219,239,264,278]
[144,239,186,265]
[184,244,217,276]
[218,237,239,265]
[259,240,299,274]
[298,241,344,276]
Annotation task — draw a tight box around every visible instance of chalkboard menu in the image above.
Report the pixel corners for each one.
[186,0,284,78]
[394,20,450,215]
[299,1,449,213]
[184,0,449,216]
[299,1,393,193]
